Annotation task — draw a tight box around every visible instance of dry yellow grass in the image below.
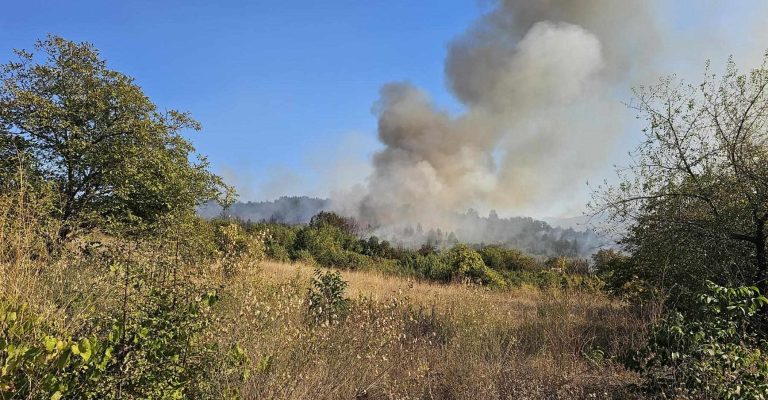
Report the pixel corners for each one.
[261,259,542,306]
[218,260,646,399]
[2,181,647,399]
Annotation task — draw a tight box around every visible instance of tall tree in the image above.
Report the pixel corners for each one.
[592,56,768,294]
[0,36,232,240]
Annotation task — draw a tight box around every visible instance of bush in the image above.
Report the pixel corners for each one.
[630,281,768,399]
[413,253,452,282]
[306,269,349,326]
[213,221,265,260]
[292,225,344,264]
[338,250,372,270]
[267,243,291,262]
[295,249,317,267]
[0,300,113,399]
[0,281,235,399]
[309,211,358,236]
[255,223,297,262]
[359,236,396,259]
[478,245,540,272]
[443,245,506,287]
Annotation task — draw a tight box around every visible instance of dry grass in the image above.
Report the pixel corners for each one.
[1,180,649,398]
[261,259,542,307]
[218,260,647,399]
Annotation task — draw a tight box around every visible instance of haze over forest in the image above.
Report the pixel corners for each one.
[189,0,768,251]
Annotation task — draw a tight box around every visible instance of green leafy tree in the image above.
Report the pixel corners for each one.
[592,56,768,294]
[309,211,358,236]
[0,36,231,241]
[632,281,768,399]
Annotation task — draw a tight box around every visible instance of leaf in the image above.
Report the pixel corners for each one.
[55,351,71,370]
[44,336,58,352]
[78,338,92,361]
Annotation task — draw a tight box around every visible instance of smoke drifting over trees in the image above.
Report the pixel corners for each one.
[200,198,603,257]
[332,0,768,235]
[198,196,330,224]
[203,1,768,257]
[350,0,661,229]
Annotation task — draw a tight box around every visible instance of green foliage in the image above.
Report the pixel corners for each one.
[542,256,589,275]
[291,223,370,269]
[0,35,232,241]
[593,55,768,296]
[592,249,628,288]
[243,215,602,290]
[478,245,540,272]
[442,244,506,287]
[257,223,296,262]
[309,211,357,236]
[306,269,349,326]
[399,252,449,281]
[267,244,291,263]
[294,249,318,267]
[591,249,658,304]
[102,261,224,398]
[0,300,113,399]
[358,235,397,259]
[214,221,265,260]
[631,281,768,399]
[247,217,603,289]
[293,225,343,264]
[0,250,249,399]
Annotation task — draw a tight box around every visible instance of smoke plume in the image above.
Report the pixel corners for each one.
[348,0,664,230]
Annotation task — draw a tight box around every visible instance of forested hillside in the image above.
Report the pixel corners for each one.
[200,198,604,257]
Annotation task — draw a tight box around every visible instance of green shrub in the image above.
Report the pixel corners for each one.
[295,249,317,266]
[338,250,372,269]
[359,236,396,259]
[398,253,448,281]
[309,211,358,236]
[0,300,113,399]
[630,281,768,399]
[478,245,540,272]
[96,281,224,399]
[443,245,506,287]
[0,258,248,400]
[292,225,344,264]
[306,269,349,326]
[254,223,297,262]
[267,243,291,262]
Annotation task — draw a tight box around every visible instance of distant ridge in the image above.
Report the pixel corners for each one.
[197,196,330,224]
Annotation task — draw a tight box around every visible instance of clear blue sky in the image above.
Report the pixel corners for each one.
[0,1,483,199]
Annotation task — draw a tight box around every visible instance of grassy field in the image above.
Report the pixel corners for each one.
[1,203,650,398]
[220,260,647,399]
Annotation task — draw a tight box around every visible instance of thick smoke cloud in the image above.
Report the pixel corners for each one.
[351,0,661,230]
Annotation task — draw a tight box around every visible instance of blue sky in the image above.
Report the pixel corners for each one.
[0,1,485,199]
[2,1,767,216]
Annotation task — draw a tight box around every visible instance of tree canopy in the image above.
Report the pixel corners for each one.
[593,56,768,294]
[0,36,232,240]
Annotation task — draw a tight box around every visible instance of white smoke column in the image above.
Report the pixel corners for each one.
[352,0,661,229]
[342,0,768,236]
